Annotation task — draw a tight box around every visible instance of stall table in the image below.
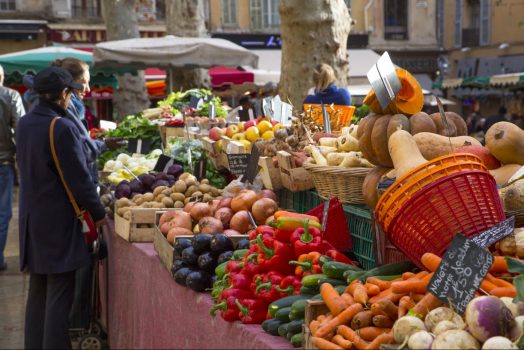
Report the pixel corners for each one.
[99,222,292,349]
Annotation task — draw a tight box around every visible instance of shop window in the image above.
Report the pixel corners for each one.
[383,0,408,40]
[454,0,463,47]
[71,0,101,18]
[0,0,15,11]
[222,0,238,27]
[156,0,165,20]
[479,0,490,46]
[250,0,279,31]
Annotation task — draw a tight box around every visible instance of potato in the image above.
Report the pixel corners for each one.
[123,211,132,220]
[161,188,173,196]
[155,194,166,202]
[174,201,184,208]
[185,185,198,197]
[179,172,191,181]
[185,177,197,187]
[132,194,143,204]
[162,197,174,208]
[192,191,203,198]
[173,180,187,194]
[134,197,146,206]
[116,207,128,217]
[184,197,191,205]
[201,179,210,185]
[503,180,524,211]
[153,186,168,197]
[116,198,132,209]
[210,187,220,197]
[143,193,154,202]
[141,202,153,208]
[203,193,213,203]
[151,202,164,209]
[199,184,211,193]
[170,193,186,203]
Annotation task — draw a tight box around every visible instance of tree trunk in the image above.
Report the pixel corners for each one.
[279,0,351,109]
[165,0,210,90]
[102,0,150,120]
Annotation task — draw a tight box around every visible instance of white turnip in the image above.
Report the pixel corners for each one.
[431,330,480,349]
[501,297,519,317]
[433,320,464,336]
[408,330,434,350]
[393,316,427,344]
[465,296,515,343]
[425,307,465,332]
[509,315,524,341]
[481,336,517,349]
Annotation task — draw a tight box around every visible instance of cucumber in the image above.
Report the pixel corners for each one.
[291,333,304,348]
[322,261,362,279]
[299,285,319,296]
[278,322,289,337]
[267,319,284,336]
[287,319,304,334]
[301,274,326,287]
[289,308,304,321]
[275,306,292,322]
[365,261,415,277]
[372,274,403,281]
[286,332,294,341]
[319,277,347,286]
[268,295,307,318]
[262,318,272,332]
[290,299,307,315]
[344,270,366,282]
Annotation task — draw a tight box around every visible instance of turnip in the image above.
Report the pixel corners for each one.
[432,330,480,349]
[509,315,524,341]
[465,296,515,343]
[425,307,465,332]
[500,297,519,317]
[408,330,434,350]
[481,336,517,349]
[433,320,464,336]
[393,316,427,344]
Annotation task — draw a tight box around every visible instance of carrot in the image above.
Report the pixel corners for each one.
[398,296,416,318]
[410,293,426,302]
[402,272,415,280]
[332,334,353,349]
[391,273,433,294]
[376,299,398,320]
[322,283,350,316]
[346,280,361,295]
[366,277,392,291]
[350,311,374,330]
[309,320,321,335]
[341,293,355,305]
[364,331,394,350]
[319,314,334,329]
[480,279,498,292]
[490,286,517,298]
[372,314,394,328]
[356,327,392,341]
[369,290,406,304]
[316,303,364,338]
[489,256,508,274]
[364,283,380,296]
[353,283,369,305]
[421,252,442,272]
[337,325,368,350]
[370,303,386,316]
[411,293,443,318]
[485,273,514,289]
[311,336,344,350]
[410,271,429,280]
[317,315,327,323]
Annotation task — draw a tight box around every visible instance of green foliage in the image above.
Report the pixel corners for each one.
[352,104,370,124]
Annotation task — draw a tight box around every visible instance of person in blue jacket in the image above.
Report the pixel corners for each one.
[16,66,106,349]
[303,63,352,106]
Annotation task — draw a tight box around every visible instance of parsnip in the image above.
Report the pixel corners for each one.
[327,152,357,166]
[319,137,338,147]
[337,134,359,152]
[340,152,362,167]
[311,147,328,166]
[319,146,338,157]
[359,158,375,168]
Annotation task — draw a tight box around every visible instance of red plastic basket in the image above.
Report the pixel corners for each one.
[308,197,352,251]
[384,170,505,267]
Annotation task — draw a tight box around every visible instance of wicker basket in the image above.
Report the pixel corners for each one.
[302,163,371,204]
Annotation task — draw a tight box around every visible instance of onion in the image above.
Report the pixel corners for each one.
[217,196,233,210]
[209,199,220,215]
[465,296,515,343]
[184,202,196,213]
[160,222,171,235]
[224,229,241,237]
[198,216,223,234]
[252,198,278,224]
[231,190,257,212]
[407,330,434,350]
[214,207,234,228]
[167,227,193,244]
[168,211,192,231]
[230,210,252,234]
[432,330,480,349]
[159,210,179,227]
[256,189,277,202]
[393,316,427,344]
[190,202,212,221]
[482,336,518,349]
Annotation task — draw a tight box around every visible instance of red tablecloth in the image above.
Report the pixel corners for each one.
[99,222,293,349]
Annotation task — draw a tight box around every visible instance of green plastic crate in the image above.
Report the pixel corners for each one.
[343,204,376,270]
[292,190,324,213]
[276,189,294,211]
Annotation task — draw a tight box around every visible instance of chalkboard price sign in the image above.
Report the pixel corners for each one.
[153,154,174,173]
[193,159,207,181]
[238,109,250,122]
[127,138,152,155]
[472,216,515,249]
[227,154,250,177]
[243,145,261,184]
[427,233,493,314]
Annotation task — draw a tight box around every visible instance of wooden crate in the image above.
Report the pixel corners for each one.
[303,300,330,350]
[277,151,314,192]
[201,137,229,170]
[258,156,282,191]
[114,207,167,242]
[154,223,174,272]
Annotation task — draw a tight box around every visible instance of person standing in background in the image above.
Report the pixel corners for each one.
[304,63,352,106]
[0,64,25,272]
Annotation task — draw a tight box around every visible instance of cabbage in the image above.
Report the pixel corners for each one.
[116,153,131,165]
[103,160,116,172]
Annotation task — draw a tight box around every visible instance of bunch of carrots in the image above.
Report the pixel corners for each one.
[308,253,517,349]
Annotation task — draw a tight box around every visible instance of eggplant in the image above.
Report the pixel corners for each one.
[197,252,218,272]
[173,267,194,286]
[192,234,213,254]
[186,270,212,292]
[174,238,192,256]
[181,246,198,266]
[209,234,234,254]
[217,251,233,265]
[236,238,250,250]
[171,259,186,275]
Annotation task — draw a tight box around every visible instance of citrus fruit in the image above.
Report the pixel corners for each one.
[262,130,274,140]
[245,126,260,142]
[257,120,273,134]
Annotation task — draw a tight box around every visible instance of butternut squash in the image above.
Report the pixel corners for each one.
[412,132,481,160]
[430,113,457,137]
[444,112,468,136]
[386,114,411,139]
[501,179,524,211]
[409,111,437,135]
[485,122,524,165]
[388,130,427,178]
[489,164,522,186]
[363,166,391,209]
[371,115,394,167]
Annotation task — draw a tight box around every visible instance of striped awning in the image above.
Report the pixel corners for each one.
[490,73,524,87]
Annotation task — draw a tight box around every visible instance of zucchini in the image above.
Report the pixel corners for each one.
[262,318,272,332]
[344,269,366,282]
[322,261,362,279]
[372,274,403,281]
[289,308,304,321]
[267,319,284,336]
[286,332,294,341]
[287,319,304,335]
[301,274,326,287]
[290,299,307,315]
[268,295,307,318]
[319,277,347,286]
[299,285,319,296]
[291,333,304,348]
[278,322,289,337]
[275,306,292,322]
[365,261,415,277]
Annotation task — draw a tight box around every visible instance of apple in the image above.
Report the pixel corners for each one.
[232,133,246,141]
[208,127,223,141]
[270,119,278,126]
[244,120,257,129]
[238,122,246,132]
[226,125,240,138]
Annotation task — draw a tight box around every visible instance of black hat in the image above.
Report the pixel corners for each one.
[33,66,83,94]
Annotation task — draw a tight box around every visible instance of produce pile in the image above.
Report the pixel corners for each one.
[103,150,163,184]
[158,88,227,119]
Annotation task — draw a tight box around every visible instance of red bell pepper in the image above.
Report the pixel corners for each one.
[228,273,252,291]
[275,275,302,295]
[210,296,241,322]
[235,298,269,324]
[216,287,252,303]
[250,273,265,295]
[254,271,286,303]
[273,229,294,243]
[225,260,244,275]
[255,234,295,276]
[290,220,323,257]
[289,251,323,278]
[249,225,275,241]
[325,249,355,264]
[241,254,263,276]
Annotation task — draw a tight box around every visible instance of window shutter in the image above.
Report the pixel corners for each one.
[250,0,262,30]
[454,0,463,48]
[479,0,490,46]
[437,0,444,48]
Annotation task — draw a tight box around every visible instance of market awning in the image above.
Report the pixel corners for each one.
[435,73,524,90]
[490,72,524,87]
[208,66,254,87]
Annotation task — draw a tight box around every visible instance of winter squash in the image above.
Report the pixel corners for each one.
[362,166,391,209]
[485,122,524,165]
[388,130,428,178]
[429,113,457,137]
[363,68,424,116]
[489,164,522,186]
[409,112,437,135]
[413,132,481,160]
[443,112,468,136]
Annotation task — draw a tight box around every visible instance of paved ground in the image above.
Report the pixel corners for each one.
[0,188,27,349]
